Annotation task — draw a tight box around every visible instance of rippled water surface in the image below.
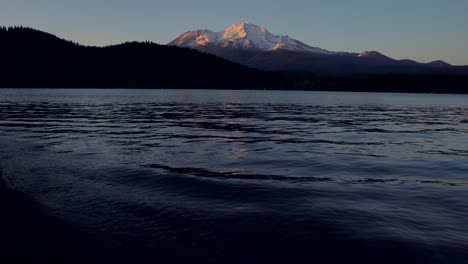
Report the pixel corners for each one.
[1,89,467,263]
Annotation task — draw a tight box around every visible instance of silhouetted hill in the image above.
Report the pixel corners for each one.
[0,26,265,89]
[1,26,468,93]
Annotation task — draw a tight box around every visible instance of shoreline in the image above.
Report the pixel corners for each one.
[2,87,468,95]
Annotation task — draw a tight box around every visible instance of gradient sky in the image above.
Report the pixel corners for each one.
[2,0,468,65]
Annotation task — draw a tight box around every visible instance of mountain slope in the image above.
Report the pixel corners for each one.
[170,22,467,76]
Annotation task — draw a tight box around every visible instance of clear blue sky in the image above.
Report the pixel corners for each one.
[2,0,468,65]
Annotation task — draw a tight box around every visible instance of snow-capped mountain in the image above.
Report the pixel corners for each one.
[169,21,330,54]
[169,22,455,75]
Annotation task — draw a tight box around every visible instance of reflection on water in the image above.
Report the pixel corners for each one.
[0,89,467,263]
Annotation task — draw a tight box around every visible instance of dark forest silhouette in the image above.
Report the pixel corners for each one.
[1,26,468,93]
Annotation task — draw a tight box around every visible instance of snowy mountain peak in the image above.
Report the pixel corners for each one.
[169,22,330,54]
[223,21,266,39]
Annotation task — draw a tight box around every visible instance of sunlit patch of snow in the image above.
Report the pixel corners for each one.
[169,22,330,54]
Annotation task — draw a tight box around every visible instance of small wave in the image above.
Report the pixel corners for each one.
[144,164,332,183]
[419,149,468,157]
[143,164,468,187]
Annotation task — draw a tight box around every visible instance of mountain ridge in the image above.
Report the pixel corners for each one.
[0,26,266,89]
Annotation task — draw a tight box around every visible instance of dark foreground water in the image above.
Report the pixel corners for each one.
[0,89,467,263]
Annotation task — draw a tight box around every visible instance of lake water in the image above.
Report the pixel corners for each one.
[0,89,467,263]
